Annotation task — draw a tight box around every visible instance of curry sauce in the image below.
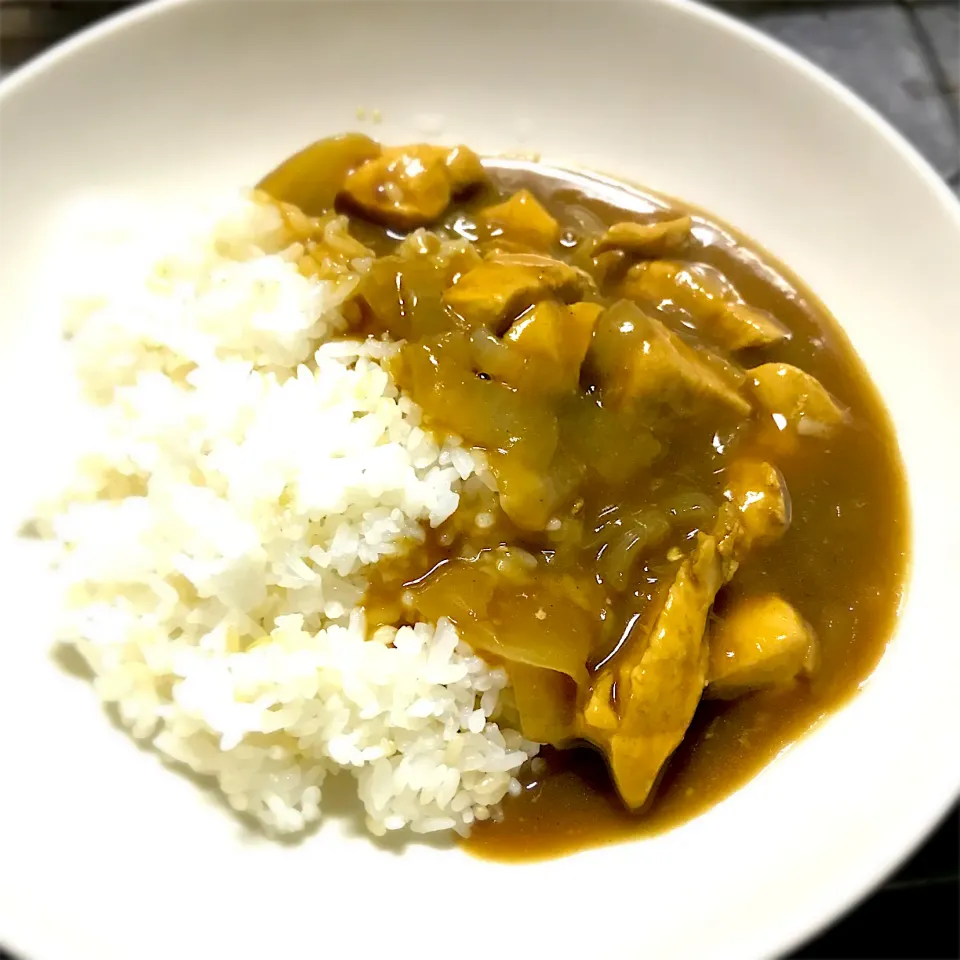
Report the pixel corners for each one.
[463,165,907,861]
[259,136,908,861]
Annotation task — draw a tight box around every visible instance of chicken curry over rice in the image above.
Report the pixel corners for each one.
[259,134,907,859]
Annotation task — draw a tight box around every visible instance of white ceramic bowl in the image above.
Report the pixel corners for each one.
[1,2,958,958]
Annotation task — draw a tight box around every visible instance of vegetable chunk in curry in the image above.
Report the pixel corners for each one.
[258,135,907,860]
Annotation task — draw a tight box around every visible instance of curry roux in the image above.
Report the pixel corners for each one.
[260,139,908,861]
[462,166,907,861]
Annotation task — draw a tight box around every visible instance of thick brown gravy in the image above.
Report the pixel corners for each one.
[461,165,908,861]
[261,139,909,861]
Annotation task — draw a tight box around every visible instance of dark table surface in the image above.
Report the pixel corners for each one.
[0,2,957,959]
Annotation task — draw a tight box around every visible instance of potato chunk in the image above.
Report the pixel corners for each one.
[480,189,560,249]
[504,300,602,389]
[707,595,818,699]
[749,363,847,438]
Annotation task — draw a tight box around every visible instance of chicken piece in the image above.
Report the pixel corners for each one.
[748,363,847,438]
[340,143,486,229]
[488,252,597,288]
[443,254,594,332]
[504,299,602,389]
[621,261,788,352]
[480,189,560,249]
[578,460,789,809]
[587,299,751,418]
[580,534,721,808]
[593,217,692,257]
[257,133,382,216]
[722,459,791,555]
[706,595,818,699]
[478,238,541,258]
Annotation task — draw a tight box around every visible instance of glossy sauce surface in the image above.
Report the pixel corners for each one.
[260,139,908,861]
[460,165,908,860]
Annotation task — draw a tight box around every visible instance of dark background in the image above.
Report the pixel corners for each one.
[0,2,957,958]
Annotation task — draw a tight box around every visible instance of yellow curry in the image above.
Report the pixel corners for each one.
[259,134,907,860]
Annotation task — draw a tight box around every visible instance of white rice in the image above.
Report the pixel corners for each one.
[39,193,537,837]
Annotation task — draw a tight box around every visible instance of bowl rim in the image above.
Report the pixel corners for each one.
[1,2,958,959]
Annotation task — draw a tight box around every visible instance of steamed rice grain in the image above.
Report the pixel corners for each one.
[39,193,537,837]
